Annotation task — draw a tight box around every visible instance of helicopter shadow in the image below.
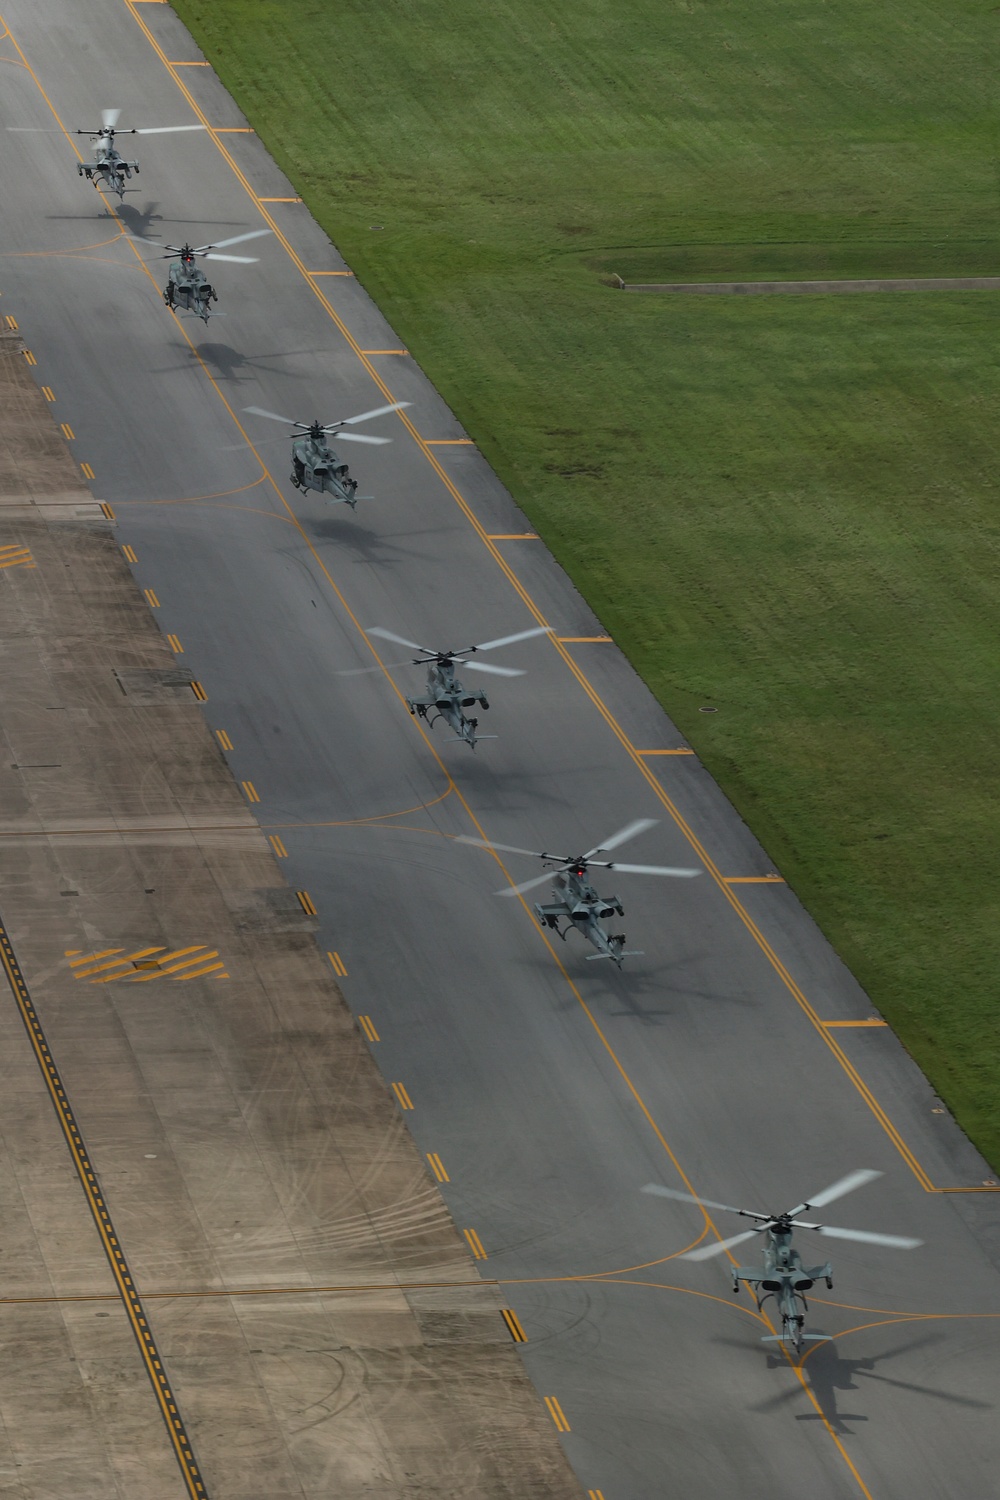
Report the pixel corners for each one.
[115,201,167,239]
[593,950,732,1025]
[734,1331,993,1436]
[303,517,457,570]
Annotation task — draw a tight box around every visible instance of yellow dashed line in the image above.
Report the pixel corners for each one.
[500,1308,527,1342]
[144,588,160,608]
[190,681,207,701]
[358,1014,379,1042]
[166,634,183,654]
[269,834,288,858]
[121,544,137,563]
[60,422,74,440]
[544,1396,571,1432]
[328,950,348,977]
[463,1227,487,1260]
[426,1152,449,1183]
[41,386,55,402]
[80,461,95,480]
[23,349,37,366]
[296,890,317,916]
[5,315,18,330]
[392,1081,414,1111]
[215,729,233,751]
[241,780,259,803]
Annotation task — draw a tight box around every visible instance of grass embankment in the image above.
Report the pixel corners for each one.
[169,0,1000,1164]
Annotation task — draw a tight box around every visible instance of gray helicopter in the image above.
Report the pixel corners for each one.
[643,1170,921,1352]
[130,230,271,322]
[367,625,552,748]
[243,403,410,504]
[457,818,700,964]
[76,109,204,198]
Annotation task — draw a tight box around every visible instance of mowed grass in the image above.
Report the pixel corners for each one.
[171,0,1000,1163]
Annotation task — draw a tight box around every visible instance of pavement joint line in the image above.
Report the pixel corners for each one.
[0,1277,500,1305]
[61,16,938,1481]
[0,917,209,1499]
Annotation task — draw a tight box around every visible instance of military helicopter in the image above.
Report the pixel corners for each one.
[366,625,552,748]
[75,109,205,198]
[457,818,701,964]
[131,230,271,322]
[243,403,410,504]
[643,1170,921,1352]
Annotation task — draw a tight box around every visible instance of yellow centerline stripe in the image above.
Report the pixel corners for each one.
[0,918,209,1499]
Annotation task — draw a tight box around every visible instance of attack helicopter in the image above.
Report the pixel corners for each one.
[643,1170,921,1353]
[131,230,272,322]
[243,403,410,505]
[457,818,701,964]
[75,109,205,198]
[367,625,553,748]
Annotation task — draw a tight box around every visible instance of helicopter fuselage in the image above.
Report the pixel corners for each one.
[534,864,631,965]
[733,1224,832,1352]
[78,131,138,199]
[164,257,216,323]
[290,428,359,505]
[406,658,489,748]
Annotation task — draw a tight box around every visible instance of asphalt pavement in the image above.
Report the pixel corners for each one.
[1,3,999,1496]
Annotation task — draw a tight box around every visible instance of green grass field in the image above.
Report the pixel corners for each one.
[170,0,1000,1164]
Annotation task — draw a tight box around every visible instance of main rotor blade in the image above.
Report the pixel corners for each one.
[333,432,391,445]
[497,869,561,899]
[204,228,273,250]
[243,405,298,426]
[816,1226,922,1250]
[366,626,435,654]
[326,401,410,429]
[790,1169,882,1218]
[102,108,121,131]
[641,1184,749,1217]
[202,252,259,263]
[683,1228,763,1261]
[584,818,658,861]
[129,233,180,251]
[472,625,553,653]
[462,661,524,678]
[593,861,701,878]
[455,834,555,859]
[134,124,207,135]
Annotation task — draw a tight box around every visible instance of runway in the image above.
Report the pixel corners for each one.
[2,3,999,1496]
